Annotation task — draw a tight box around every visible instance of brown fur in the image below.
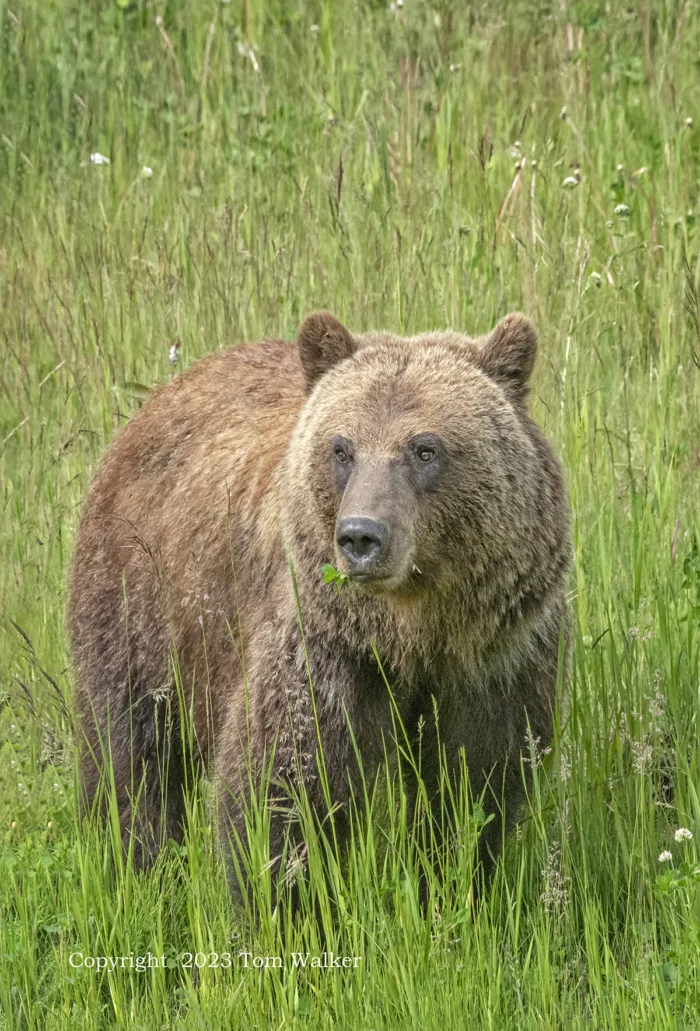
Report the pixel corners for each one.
[69,312,570,889]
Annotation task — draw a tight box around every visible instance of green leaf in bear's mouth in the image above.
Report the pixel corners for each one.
[322,563,349,588]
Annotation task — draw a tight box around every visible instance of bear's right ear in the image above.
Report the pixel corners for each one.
[297,312,356,391]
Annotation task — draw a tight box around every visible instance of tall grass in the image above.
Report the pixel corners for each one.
[2,1,700,1027]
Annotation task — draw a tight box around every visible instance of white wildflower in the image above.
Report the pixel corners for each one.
[590,271,602,287]
[562,176,579,189]
[169,341,180,365]
[658,850,673,863]
[674,827,693,842]
[614,203,631,217]
[90,152,110,166]
[310,24,319,32]
[141,166,153,178]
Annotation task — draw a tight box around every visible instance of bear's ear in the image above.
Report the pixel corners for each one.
[297,312,356,391]
[476,312,537,401]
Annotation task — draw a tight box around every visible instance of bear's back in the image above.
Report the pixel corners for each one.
[75,337,304,566]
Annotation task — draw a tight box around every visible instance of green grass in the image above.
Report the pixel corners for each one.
[2,0,700,1027]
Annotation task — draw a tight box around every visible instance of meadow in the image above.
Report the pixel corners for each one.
[2,0,700,1027]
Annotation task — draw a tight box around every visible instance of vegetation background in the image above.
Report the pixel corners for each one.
[2,0,700,1027]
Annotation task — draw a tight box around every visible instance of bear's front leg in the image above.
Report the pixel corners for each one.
[405,652,558,900]
[216,625,381,912]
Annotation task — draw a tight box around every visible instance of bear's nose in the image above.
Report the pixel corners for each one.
[337,517,389,571]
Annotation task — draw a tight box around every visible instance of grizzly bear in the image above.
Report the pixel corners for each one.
[69,311,570,895]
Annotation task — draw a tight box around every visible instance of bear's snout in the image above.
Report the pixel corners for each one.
[336,516,390,576]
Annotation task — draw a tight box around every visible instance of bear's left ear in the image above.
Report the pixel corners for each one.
[297,311,357,392]
[476,312,537,402]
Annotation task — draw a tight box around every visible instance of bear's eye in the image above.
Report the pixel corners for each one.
[331,435,354,492]
[407,435,443,486]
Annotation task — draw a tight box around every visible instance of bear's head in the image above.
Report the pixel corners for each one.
[283,311,564,606]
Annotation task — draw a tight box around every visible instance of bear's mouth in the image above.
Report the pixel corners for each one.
[347,570,388,586]
[344,559,429,597]
[345,567,420,593]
